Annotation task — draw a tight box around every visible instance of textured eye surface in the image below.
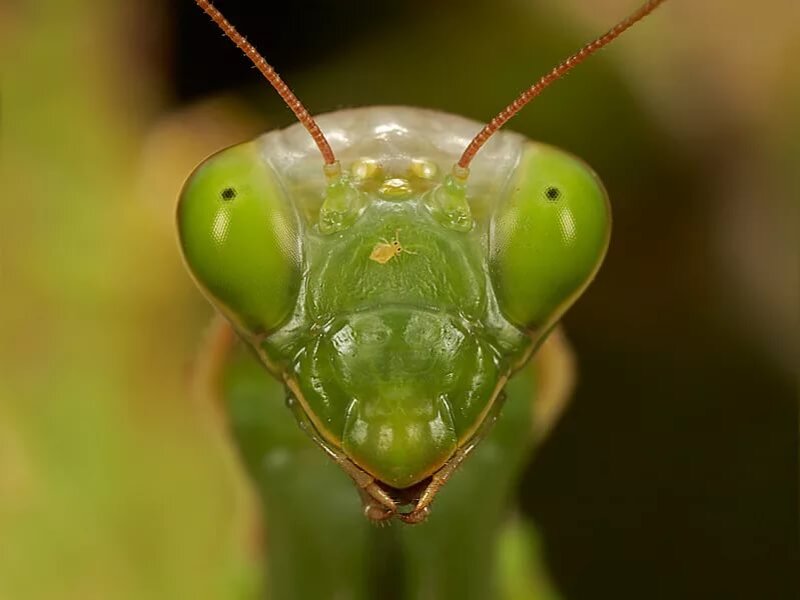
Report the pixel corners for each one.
[177,142,301,334]
[490,142,611,331]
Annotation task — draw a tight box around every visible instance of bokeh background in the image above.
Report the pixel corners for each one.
[2,0,797,599]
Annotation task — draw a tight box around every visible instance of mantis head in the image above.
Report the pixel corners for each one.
[177,0,665,523]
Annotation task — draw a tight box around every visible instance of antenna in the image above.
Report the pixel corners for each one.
[195,0,338,168]
[457,0,668,170]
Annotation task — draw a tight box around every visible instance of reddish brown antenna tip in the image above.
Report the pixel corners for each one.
[458,0,668,170]
[195,0,337,166]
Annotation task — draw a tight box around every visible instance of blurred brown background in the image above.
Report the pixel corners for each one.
[2,0,797,599]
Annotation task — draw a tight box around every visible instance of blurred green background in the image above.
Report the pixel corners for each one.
[2,0,796,599]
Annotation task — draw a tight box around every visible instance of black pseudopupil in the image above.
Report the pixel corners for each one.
[221,187,237,201]
[545,186,561,201]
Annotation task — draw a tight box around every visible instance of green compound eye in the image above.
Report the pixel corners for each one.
[177,141,302,334]
[490,143,611,331]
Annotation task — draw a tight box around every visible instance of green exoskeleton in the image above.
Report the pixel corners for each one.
[178,0,667,596]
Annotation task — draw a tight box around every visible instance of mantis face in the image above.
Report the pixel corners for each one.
[178,107,610,522]
[180,0,665,522]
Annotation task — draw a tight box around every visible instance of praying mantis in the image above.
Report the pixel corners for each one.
[178,1,668,597]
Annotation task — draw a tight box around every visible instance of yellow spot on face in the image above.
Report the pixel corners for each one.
[351,158,380,180]
[410,158,438,180]
[369,229,417,265]
[378,177,412,199]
